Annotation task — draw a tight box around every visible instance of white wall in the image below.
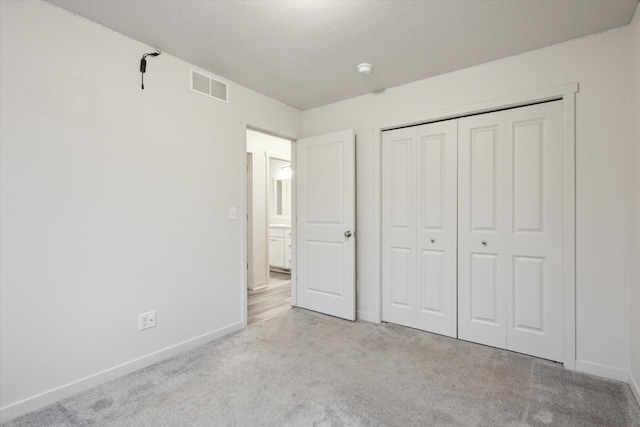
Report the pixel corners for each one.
[629,4,640,403]
[303,25,635,379]
[0,1,300,420]
[246,130,292,288]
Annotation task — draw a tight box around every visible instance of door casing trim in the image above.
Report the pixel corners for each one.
[241,123,299,328]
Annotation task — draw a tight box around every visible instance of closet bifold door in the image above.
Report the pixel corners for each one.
[505,101,563,362]
[382,120,458,338]
[382,126,417,328]
[415,121,458,337]
[458,101,564,362]
[457,111,508,349]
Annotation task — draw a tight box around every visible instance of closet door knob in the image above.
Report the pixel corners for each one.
[430,238,435,243]
[481,240,487,246]
[344,231,352,238]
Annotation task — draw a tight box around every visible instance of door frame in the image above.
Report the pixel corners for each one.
[241,122,298,328]
[246,152,254,291]
[372,83,578,369]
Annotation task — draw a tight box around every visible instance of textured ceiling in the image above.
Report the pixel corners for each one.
[46,0,639,110]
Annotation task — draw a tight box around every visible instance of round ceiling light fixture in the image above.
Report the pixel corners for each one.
[357,63,373,75]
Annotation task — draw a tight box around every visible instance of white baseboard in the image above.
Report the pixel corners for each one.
[250,280,268,290]
[357,311,377,323]
[0,321,244,424]
[575,360,629,382]
[629,370,640,407]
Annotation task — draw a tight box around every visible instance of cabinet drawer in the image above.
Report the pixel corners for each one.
[269,227,285,238]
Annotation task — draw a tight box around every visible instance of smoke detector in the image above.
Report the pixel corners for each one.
[357,63,373,75]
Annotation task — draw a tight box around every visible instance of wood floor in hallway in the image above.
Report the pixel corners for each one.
[247,271,291,326]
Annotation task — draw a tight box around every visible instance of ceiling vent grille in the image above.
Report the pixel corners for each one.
[190,69,228,103]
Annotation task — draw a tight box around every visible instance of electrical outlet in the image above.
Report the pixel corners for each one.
[138,310,156,331]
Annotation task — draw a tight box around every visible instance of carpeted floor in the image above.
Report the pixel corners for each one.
[4,308,640,426]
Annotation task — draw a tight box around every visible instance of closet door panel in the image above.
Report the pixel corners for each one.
[506,101,563,362]
[382,128,417,327]
[416,121,458,337]
[389,247,413,307]
[512,256,544,330]
[470,128,499,231]
[458,111,507,349]
[420,136,445,228]
[419,249,444,312]
[470,253,499,323]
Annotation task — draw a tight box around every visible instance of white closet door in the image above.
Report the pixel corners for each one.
[382,120,458,337]
[415,121,458,337]
[458,111,508,349]
[458,102,564,361]
[382,127,417,327]
[505,101,563,362]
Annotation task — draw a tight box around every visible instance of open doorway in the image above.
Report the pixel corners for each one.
[246,129,293,326]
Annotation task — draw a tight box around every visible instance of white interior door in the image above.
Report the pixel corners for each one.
[382,120,458,337]
[458,111,508,349]
[296,129,356,321]
[505,101,563,362]
[458,102,564,361]
[415,121,458,337]
[382,127,417,327]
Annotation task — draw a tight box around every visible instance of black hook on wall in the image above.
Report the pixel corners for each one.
[140,49,161,90]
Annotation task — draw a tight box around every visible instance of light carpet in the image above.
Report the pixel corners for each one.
[4,308,640,426]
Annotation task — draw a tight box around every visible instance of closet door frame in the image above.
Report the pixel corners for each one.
[372,83,577,370]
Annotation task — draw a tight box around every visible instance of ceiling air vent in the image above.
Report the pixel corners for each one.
[190,69,228,103]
